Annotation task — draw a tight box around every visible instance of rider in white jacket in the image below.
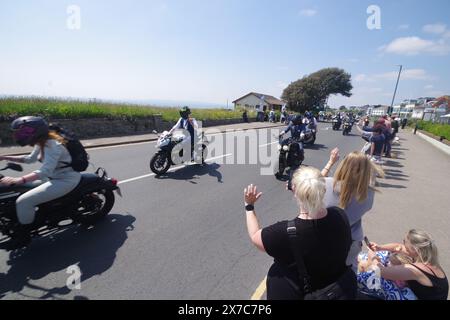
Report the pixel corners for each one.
[169,107,199,162]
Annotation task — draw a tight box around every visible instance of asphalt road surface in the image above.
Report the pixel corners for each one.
[0,123,440,300]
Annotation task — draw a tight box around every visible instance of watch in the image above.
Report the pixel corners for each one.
[245,204,255,211]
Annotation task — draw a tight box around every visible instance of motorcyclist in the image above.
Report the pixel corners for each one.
[279,114,307,153]
[343,113,353,132]
[280,114,305,138]
[304,111,318,131]
[333,113,342,124]
[278,115,306,189]
[168,106,199,162]
[0,116,81,250]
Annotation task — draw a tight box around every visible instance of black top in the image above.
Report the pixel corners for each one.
[407,264,449,300]
[262,207,352,290]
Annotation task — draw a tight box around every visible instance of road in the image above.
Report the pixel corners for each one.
[1,123,448,300]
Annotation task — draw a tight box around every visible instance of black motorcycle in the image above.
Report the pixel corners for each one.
[150,131,208,175]
[332,118,342,131]
[275,133,305,181]
[0,162,121,248]
[342,121,353,135]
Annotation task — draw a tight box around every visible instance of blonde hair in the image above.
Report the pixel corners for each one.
[333,152,384,209]
[292,167,326,218]
[390,252,413,265]
[407,229,440,266]
[37,131,67,159]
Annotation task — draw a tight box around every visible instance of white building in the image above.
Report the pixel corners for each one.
[233,92,286,111]
[367,105,389,117]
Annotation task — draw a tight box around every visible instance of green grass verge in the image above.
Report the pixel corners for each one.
[0,97,256,122]
[409,119,450,141]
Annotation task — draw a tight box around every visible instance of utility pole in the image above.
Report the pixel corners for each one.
[389,65,403,115]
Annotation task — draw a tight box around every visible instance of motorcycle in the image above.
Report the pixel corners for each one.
[275,133,305,181]
[0,162,121,249]
[303,123,316,145]
[342,121,353,135]
[150,131,208,175]
[332,118,341,131]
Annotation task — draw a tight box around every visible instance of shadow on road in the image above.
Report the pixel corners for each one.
[382,160,404,168]
[305,144,328,150]
[155,163,223,183]
[377,182,407,189]
[0,214,135,300]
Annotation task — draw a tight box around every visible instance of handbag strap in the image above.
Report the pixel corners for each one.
[287,220,312,294]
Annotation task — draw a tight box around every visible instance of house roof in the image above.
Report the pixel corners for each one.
[233,92,286,105]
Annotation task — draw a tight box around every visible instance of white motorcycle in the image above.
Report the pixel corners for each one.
[149,131,208,175]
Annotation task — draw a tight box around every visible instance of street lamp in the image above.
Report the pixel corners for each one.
[389,65,403,116]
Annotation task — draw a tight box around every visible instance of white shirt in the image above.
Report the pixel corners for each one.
[170,117,199,132]
[22,139,77,180]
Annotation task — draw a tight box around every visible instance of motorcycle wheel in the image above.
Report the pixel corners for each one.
[73,189,115,225]
[276,156,286,178]
[150,151,171,175]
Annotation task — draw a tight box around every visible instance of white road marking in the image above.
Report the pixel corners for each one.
[118,153,232,185]
[258,141,278,148]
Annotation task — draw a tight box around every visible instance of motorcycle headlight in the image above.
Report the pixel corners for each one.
[300,133,305,138]
[160,139,169,147]
[283,145,289,151]
[277,144,282,151]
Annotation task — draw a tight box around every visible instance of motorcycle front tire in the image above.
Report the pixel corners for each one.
[150,151,172,175]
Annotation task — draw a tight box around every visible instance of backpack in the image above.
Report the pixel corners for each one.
[49,124,89,172]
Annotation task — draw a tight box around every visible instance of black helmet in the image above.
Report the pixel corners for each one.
[293,115,303,125]
[179,106,191,119]
[11,116,49,146]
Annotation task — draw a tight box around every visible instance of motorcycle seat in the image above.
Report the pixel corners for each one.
[66,173,101,195]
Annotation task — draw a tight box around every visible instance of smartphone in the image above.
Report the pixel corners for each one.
[363,236,371,248]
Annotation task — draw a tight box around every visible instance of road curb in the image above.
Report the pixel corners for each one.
[1,123,285,156]
[415,131,450,157]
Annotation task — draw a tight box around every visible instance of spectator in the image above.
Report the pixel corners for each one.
[370,127,385,164]
[401,118,408,130]
[320,149,384,272]
[244,167,357,300]
[242,110,249,123]
[392,117,399,136]
[368,229,449,300]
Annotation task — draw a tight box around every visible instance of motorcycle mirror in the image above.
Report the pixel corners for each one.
[6,162,23,172]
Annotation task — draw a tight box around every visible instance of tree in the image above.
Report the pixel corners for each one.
[339,105,347,111]
[282,68,353,113]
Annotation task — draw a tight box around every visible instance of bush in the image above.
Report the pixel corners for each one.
[410,120,450,141]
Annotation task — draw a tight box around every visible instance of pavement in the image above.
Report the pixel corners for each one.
[0,122,448,300]
[363,128,450,282]
[0,121,285,156]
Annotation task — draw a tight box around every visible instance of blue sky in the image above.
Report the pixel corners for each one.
[0,0,449,107]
